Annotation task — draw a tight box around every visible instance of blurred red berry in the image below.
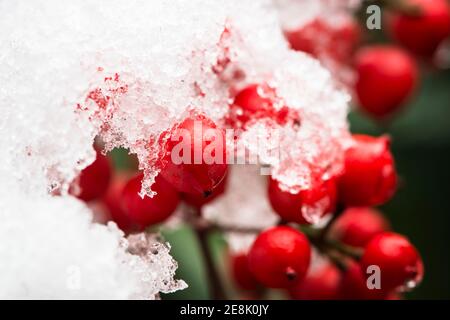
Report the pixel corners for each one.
[289,261,341,300]
[160,114,228,196]
[361,232,424,292]
[74,149,112,202]
[355,45,418,118]
[268,176,337,225]
[181,172,227,209]
[228,84,294,127]
[285,18,360,63]
[387,0,450,57]
[248,226,311,288]
[121,173,180,229]
[385,292,403,300]
[331,207,390,248]
[230,253,260,291]
[102,174,134,232]
[338,134,397,207]
[339,260,388,300]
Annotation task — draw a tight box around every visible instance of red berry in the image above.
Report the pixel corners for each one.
[361,232,424,291]
[385,292,403,300]
[338,134,397,207]
[330,207,390,248]
[268,176,337,225]
[102,174,134,232]
[248,226,311,288]
[289,261,341,300]
[355,45,418,118]
[160,114,228,196]
[285,18,360,63]
[121,173,180,229]
[339,260,388,300]
[228,84,294,127]
[74,149,112,202]
[387,0,450,57]
[230,253,260,291]
[181,172,227,209]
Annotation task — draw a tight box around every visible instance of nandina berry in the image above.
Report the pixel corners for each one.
[248,226,311,288]
[361,232,424,291]
[74,149,112,202]
[386,292,403,300]
[181,173,227,209]
[354,45,418,118]
[289,261,341,300]
[339,260,388,300]
[121,173,180,229]
[160,114,228,196]
[330,207,390,248]
[338,134,397,207]
[228,84,294,127]
[285,18,360,63]
[387,0,450,57]
[268,177,337,225]
[230,253,260,291]
[102,173,134,232]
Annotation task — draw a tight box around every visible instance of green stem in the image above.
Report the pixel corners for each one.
[323,238,363,260]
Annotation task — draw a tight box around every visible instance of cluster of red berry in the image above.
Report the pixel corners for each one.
[231,134,422,300]
[69,0,450,300]
[72,106,422,300]
[287,0,450,119]
[74,113,229,233]
[353,0,449,119]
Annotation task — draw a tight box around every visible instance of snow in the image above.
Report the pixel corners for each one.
[0,0,351,298]
[274,0,361,31]
[0,190,186,299]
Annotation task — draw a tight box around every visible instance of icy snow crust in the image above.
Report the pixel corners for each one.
[0,0,349,298]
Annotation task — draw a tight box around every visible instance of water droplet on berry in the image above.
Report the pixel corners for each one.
[399,264,423,292]
[300,197,331,227]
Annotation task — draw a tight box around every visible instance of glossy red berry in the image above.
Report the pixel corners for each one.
[338,134,397,207]
[361,232,424,291]
[230,253,260,291]
[74,149,112,202]
[121,173,180,229]
[181,173,227,209]
[330,207,390,248]
[248,226,311,288]
[228,84,294,127]
[268,177,337,225]
[339,260,388,300]
[289,261,341,300]
[355,46,418,118]
[102,174,134,232]
[387,0,450,57]
[160,114,228,196]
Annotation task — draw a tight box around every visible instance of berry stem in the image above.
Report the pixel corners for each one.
[318,203,345,243]
[323,238,363,260]
[194,210,227,300]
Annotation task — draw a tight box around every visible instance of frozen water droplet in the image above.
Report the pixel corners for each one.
[300,197,331,227]
[398,264,423,292]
